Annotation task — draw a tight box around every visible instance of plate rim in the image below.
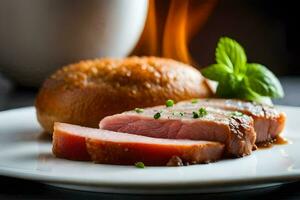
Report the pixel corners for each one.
[0,166,299,188]
[0,105,300,190]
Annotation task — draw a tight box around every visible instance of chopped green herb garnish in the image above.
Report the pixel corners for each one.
[192,108,207,119]
[154,112,161,119]
[231,111,243,117]
[192,111,199,118]
[172,111,184,117]
[135,162,145,168]
[191,99,198,104]
[166,99,174,107]
[201,37,284,104]
[198,107,208,117]
[134,108,144,113]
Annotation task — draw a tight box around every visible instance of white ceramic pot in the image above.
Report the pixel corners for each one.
[0,0,148,86]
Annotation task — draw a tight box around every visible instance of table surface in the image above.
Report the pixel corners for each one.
[1,75,300,199]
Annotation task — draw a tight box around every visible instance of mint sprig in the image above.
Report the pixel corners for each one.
[201,37,284,103]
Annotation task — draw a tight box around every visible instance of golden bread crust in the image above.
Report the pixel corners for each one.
[35,56,212,133]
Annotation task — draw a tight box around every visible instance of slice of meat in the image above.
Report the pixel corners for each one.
[53,123,224,166]
[175,99,286,143]
[52,124,90,161]
[100,105,256,157]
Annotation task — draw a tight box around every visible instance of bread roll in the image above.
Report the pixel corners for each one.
[35,57,212,133]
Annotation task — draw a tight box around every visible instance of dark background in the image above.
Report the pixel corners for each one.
[191,0,299,76]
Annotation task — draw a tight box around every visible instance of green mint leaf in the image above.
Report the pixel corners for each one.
[239,88,273,105]
[252,96,273,105]
[203,36,284,103]
[201,64,232,81]
[216,37,247,74]
[216,74,241,98]
[245,63,284,98]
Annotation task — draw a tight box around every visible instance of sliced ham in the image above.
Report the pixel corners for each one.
[100,105,256,157]
[52,123,225,166]
[175,99,286,143]
[52,124,90,161]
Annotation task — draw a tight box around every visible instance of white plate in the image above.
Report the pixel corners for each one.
[0,106,299,194]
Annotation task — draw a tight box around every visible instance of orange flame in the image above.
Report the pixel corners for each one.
[162,0,191,63]
[132,0,158,56]
[132,0,218,65]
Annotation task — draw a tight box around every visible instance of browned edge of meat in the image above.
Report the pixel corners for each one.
[100,105,256,157]
[176,99,286,143]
